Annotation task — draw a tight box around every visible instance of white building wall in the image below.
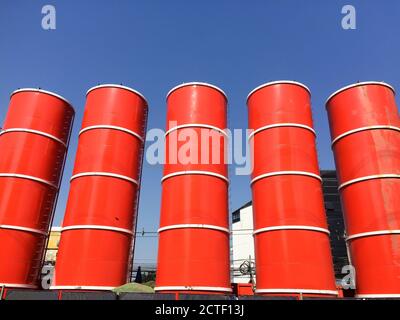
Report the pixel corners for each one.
[231,205,256,284]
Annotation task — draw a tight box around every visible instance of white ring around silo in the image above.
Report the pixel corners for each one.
[166,82,227,101]
[49,285,116,291]
[345,229,400,241]
[86,84,148,106]
[79,125,144,142]
[356,293,400,299]
[248,123,316,141]
[155,286,233,293]
[0,128,66,147]
[161,171,229,184]
[247,81,311,102]
[165,124,228,138]
[255,288,338,295]
[70,172,139,186]
[0,224,48,236]
[325,81,395,106]
[10,88,73,108]
[251,171,322,185]
[0,173,58,189]
[0,283,38,289]
[331,125,400,146]
[338,174,400,190]
[61,225,133,235]
[158,224,230,234]
[253,225,330,236]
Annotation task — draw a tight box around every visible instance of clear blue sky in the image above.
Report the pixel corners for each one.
[0,0,399,266]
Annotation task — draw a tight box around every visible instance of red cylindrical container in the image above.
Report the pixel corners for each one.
[247,81,337,297]
[326,81,400,298]
[155,82,231,294]
[51,84,148,290]
[0,88,74,289]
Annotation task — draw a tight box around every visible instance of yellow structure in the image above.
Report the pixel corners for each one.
[45,227,62,264]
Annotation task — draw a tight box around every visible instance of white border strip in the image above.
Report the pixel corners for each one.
[162,171,229,184]
[11,88,73,108]
[356,294,400,299]
[79,125,144,142]
[248,123,316,140]
[253,225,330,236]
[255,288,338,296]
[165,124,228,138]
[251,171,322,185]
[247,80,311,102]
[70,172,139,185]
[86,84,148,106]
[50,285,115,291]
[167,82,227,101]
[61,225,133,235]
[0,128,66,147]
[0,224,48,236]
[346,229,400,241]
[158,224,230,234]
[155,286,233,293]
[0,283,38,289]
[326,81,396,105]
[339,174,400,190]
[0,173,57,189]
[332,125,400,146]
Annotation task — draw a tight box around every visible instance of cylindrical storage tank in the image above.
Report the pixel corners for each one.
[155,82,231,294]
[247,81,337,297]
[0,88,74,289]
[326,82,400,298]
[51,84,148,290]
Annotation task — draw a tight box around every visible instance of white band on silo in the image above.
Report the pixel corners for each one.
[0,224,48,236]
[338,174,400,190]
[165,124,228,138]
[158,224,230,234]
[255,288,338,295]
[253,225,330,236]
[0,128,66,147]
[248,123,316,141]
[155,286,233,293]
[331,125,400,147]
[356,293,400,299]
[166,82,228,101]
[0,283,39,289]
[61,225,133,235]
[251,171,322,185]
[70,172,139,185]
[79,125,144,142]
[0,173,58,189]
[49,285,117,291]
[161,170,229,184]
[345,229,400,241]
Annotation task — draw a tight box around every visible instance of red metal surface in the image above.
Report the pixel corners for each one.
[0,89,74,289]
[235,283,254,296]
[247,81,337,297]
[52,85,148,290]
[326,82,400,298]
[155,83,231,294]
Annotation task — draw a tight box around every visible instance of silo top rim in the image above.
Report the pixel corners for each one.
[325,81,396,106]
[86,84,148,106]
[166,82,227,101]
[10,88,74,109]
[247,81,311,102]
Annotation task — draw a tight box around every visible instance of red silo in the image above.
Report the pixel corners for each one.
[0,88,74,289]
[51,84,148,290]
[247,81,337,297]
[155,82,231,294]
[326,82,400,298]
